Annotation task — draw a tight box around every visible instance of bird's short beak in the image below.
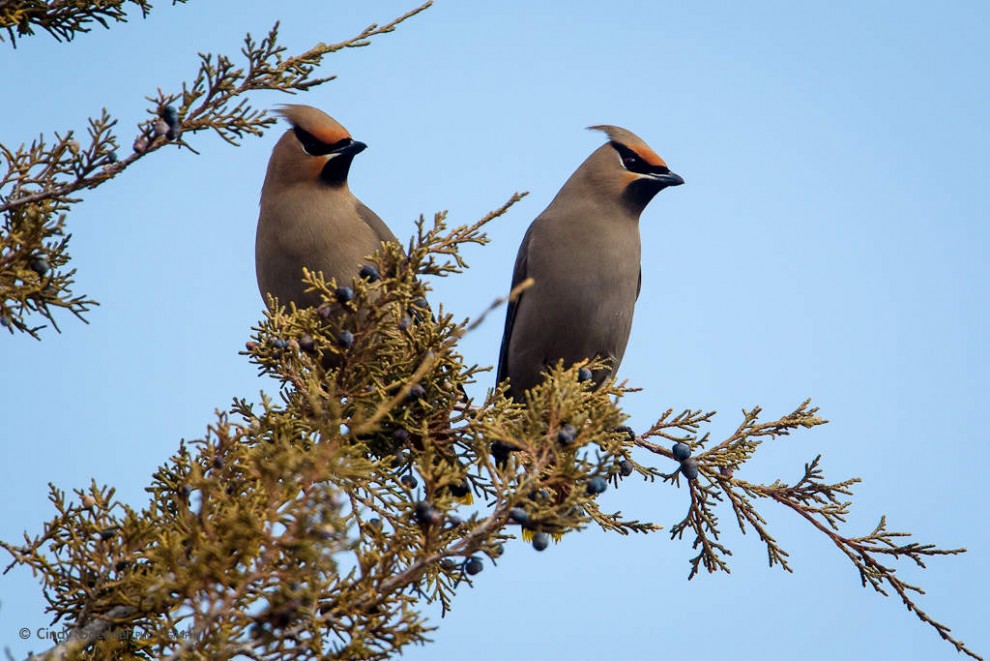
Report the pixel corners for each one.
[333,140,367,157]
[650,171,684,187]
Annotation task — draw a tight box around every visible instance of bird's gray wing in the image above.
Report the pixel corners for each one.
[636,268,641,300]
[357,202,399,245]
[496,226,533,384]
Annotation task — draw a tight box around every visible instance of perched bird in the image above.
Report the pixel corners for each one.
[256,104,397,310]
[255,106,472,503]
[497,125,684,401]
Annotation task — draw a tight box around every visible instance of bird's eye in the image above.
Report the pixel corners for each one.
[294,127,325,156]
[294,127,351,156]
[614,143,662,175]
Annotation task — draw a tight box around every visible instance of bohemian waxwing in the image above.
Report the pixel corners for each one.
[256,105,397,310]
[497,125,684,401]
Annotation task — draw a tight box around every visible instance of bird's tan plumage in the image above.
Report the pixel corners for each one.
[497,125,683,400]
[256,105,397,310]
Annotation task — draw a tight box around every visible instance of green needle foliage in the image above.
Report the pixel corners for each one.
[0,3,982,660]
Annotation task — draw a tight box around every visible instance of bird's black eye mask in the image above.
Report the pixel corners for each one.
[294,126,352,156]
[611,142,670,176]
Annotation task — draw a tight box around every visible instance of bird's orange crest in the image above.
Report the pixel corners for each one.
[277,104,352,145]
[628,143,667,168]
[588,124,667,167]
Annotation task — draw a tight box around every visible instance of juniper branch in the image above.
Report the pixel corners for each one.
[0,0,186,47]
[0,1,433,216]
[635,402,979,660]
[752,475,978,659]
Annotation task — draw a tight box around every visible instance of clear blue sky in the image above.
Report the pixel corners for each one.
[2,1,988,659]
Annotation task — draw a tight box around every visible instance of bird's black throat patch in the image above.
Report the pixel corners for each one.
[320,155,356,187]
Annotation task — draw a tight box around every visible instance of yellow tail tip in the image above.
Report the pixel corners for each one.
[521,529,562,543]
